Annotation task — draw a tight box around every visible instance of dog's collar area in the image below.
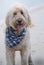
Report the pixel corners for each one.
[5,26,26,48]
[9,26,17,33]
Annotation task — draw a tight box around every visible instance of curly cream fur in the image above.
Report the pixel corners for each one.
[5,5,33,65]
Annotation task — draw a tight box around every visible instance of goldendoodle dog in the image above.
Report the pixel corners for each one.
[5,5,33,65]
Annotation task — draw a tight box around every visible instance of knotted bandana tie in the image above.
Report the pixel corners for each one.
[5,27,26,48]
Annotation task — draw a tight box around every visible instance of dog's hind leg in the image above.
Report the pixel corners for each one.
[28,55,34,65]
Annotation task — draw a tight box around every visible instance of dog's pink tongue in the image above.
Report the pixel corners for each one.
[17,25,22,29]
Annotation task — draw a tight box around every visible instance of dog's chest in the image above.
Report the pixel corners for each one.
[5,27,26,48]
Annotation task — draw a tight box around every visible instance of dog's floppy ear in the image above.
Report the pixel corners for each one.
[5,12,10,26]
[28,14,34,28]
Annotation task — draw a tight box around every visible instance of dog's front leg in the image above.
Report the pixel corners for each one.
[20,48,29,65]
[6,47,15,65]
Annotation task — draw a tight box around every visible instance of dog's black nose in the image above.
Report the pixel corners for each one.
[18,18,22,23]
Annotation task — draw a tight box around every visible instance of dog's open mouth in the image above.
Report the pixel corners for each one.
[10,23,23,32]
[16,23,23,29]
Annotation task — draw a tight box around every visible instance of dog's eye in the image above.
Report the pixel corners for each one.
[13,12,17,16]
[20,10,24,15]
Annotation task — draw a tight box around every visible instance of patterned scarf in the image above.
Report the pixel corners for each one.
[5,27,26,48]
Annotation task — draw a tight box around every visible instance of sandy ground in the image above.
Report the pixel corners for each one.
[0,7,44,65]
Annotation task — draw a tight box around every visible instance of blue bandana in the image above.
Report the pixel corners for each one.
[5,27,26,48]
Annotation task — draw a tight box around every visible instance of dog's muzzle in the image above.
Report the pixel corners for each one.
[15,18,24,29]
[17,18,22,24]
